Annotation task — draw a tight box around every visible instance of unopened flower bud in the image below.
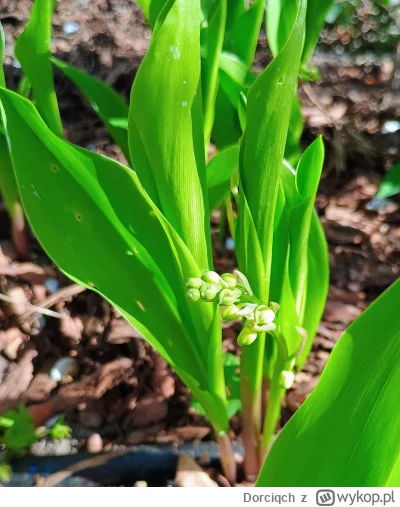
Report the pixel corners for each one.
[220,273,237,289]
[186,288,201,302]
[219,287,242,306]
[186,277,203,289]
[200,283,221,301]
[255,305,275,325]
[280,370,295,389]
[237,327,258,346]
[201,271,221,284]
[221,305,240,321]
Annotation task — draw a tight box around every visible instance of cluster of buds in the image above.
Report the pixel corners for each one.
[185,270,279,347]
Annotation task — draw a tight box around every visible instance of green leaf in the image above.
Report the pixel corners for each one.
[0,87,229,434]
[289,137,325,320]
[129,0,211,270]
[224,0,265,69]
[296,211,329,367]
[207,144,239,211]
[0,406,37,452]
[266,0,333,66]
[49,415,71,440]
[376,162,400,200]
[15,0,63,136]
[51,58,130,162]
[257,278,400,487]
[240,0,307,297]
[201,0,227,144]
[137,0,167,27]
[302,0,334,65]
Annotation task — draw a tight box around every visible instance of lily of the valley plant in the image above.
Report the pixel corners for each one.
[2,0,400,487]
[0,0,328,484]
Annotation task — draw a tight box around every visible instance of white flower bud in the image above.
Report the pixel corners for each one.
[186,288,201,302]
[219,289,237,306]
[255,305,276,325]
[186,277,204,289]
[201,271,221,284]
[221,305,240,321]
[280,370,295,389]
[200,283,222,301]
[237,327,258,346]
[220,273,237,289]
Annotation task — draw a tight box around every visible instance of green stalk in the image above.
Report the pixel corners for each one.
[240,331,265,479]
[260,357,285,458]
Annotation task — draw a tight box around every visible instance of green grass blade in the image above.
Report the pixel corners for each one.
[129,0,211,270]
[51,58,130,163]
[15,0,62,136]
[257,279,400,486]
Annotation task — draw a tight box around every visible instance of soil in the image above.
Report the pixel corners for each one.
[0,0,400,486]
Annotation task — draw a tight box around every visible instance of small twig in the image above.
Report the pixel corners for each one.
[19,283,86,321]
[0,292,63,319]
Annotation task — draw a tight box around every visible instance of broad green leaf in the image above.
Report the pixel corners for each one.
[257,278,400,487]
[0,88,229,433]
[201,0,226,144]
[129,0,212,270]
[241,0,306,296]
[15,0,62,136]
[376,162,400,200]
[207,144,239,211]
[52,58,130,162]
[0,22,5,88]
[289,137,324,320]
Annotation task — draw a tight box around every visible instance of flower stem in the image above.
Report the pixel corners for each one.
[260,358,284,460]
[240,333,265,479]
[217,431,237,485]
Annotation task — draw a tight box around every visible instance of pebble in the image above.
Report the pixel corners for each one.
[87,433,103,453]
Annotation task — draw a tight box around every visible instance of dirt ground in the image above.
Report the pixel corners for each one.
[0,0,400,481]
